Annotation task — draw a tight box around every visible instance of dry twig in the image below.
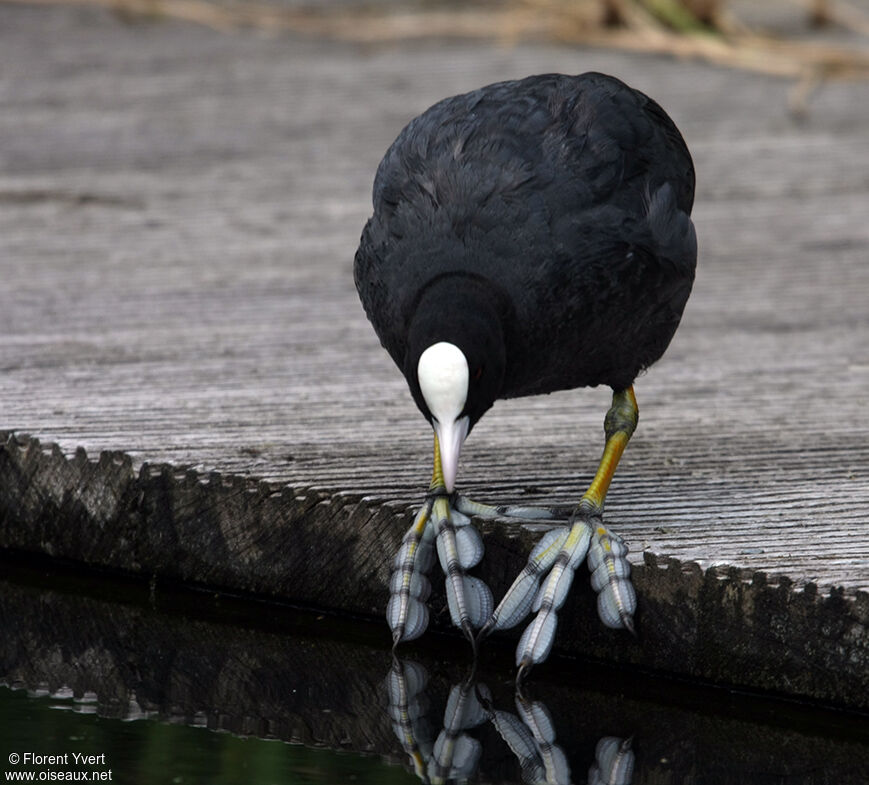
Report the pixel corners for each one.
[3,0,869,107]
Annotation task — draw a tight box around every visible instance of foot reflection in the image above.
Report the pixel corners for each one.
[431,667,488,783]
[385,657,635,785]
[386,657,434,782]
[588,737,634,785]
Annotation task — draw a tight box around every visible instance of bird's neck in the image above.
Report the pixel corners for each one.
[407,274,505,356]
[404,274,507,417]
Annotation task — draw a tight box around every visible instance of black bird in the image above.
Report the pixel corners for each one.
[355,72,696,673]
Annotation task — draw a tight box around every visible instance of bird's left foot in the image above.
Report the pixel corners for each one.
[452,494,558,522]
[482,386,639,675]
[479,505,636,675]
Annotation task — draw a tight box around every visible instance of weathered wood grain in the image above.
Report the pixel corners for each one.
[0,3,868,706]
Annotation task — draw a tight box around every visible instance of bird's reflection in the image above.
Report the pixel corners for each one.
[385,657,634,785]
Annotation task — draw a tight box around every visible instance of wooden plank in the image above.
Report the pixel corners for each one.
[0,3,868,706]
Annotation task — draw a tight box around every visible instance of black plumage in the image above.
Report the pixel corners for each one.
[356,72,698,666]
[355,72,696,429]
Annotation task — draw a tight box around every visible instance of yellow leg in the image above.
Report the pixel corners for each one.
[430,432,445,492]
[579,387,638,637]
[578,386,638,516]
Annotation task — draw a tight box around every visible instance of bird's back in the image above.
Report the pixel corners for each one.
[355,72,697,396]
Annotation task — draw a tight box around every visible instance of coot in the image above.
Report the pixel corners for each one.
[355,72,696,674]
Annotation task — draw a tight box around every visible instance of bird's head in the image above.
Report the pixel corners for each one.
[405,294,505,492]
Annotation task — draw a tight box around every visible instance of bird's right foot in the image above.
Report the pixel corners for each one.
[386,497,437,645]
[387,490,494,650]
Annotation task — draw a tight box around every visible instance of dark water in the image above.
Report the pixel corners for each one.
[1,558,867,785]
[0,687,415,784]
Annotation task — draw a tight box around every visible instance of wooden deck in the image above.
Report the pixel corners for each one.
[0,3,868,708]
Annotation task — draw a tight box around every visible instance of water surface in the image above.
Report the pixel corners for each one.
[1,558,866,784]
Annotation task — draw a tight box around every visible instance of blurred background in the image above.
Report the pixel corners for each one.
[19,0,869,115]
